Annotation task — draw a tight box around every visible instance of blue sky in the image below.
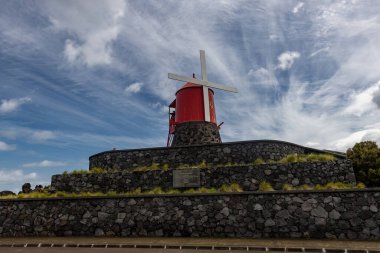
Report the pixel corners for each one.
[1,0,380,192]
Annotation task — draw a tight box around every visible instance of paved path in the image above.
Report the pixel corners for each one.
[0,237,379,252]
[0,249,230,253]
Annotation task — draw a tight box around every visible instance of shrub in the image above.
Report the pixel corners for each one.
[347,141,380,187]
[259,181,274,191]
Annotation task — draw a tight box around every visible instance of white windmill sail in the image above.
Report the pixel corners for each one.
[168,50,238,122]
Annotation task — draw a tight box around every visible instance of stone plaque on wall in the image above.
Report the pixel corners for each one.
[173,169,200,188]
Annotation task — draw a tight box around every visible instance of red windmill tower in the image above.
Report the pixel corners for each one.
[167,50,238,146]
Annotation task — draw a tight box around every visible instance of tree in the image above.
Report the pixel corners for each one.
[347,141,380,187]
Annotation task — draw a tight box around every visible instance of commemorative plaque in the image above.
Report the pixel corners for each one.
[173,169,200,188]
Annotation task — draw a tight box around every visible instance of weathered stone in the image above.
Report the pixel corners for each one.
[291,178,299,186]
[369,205,378,212]
[276,210,290,219]
[127,199,136,206]
[264,169,272,176]
[98,212,109,220]
[329,210,341,220]
[254,204,263,211]
[324,196,333,203]
[117,213,126,220]
[315,217,326,226]
[301,202,312,212]
[82,211,91,219]
[265,219,275,227]
[292,197,303,203]
[221,207,230,216]
[311,206,328,218]
[95,228,105,237]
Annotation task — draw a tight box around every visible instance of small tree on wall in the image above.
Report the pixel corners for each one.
[347,141,380,187]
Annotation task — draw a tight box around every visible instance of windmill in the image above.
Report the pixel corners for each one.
[167,50,238,146]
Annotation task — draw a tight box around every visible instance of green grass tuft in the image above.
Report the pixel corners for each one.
[253,158,265,165]
[259,181,274,191]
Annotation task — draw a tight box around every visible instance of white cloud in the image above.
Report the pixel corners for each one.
[43,0,126,66]
[0,169,41,193]
[64,39,80,63]
[0,170,37,183]
[248,67,278,86]
[31,131,56,141]
[0,97,31,113]
[292,2,304,14]
[276,51,300,70]
[330,129,380,151]
[343,81,380,116]
[125,82,143,94]
[22,160,67,168]
[0,141,15,151]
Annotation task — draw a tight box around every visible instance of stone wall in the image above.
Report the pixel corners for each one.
[89,140,343,172]
[53,160,355,193]
[171,121,221,146]
[0,189,379,239]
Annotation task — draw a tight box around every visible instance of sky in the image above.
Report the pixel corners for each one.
[1,0,380,192]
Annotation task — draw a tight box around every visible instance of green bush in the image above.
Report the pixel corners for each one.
[347,141,380,187]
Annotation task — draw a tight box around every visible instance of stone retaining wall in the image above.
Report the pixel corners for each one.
[53,160,355,193]
[0,189,379,239]
[89,140,344,172]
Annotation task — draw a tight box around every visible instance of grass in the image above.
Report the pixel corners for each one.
[276,182,366,191]
[0,180,368,199]
[278,153,336,163]
[130,153,337,172]
[62,167,106,175]
[219,182,243,192]
[259,181,275,191]
[0,183,242,199]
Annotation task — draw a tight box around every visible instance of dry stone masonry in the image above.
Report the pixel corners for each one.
[0,190,379,239]
[171,121,221,146]
[89,140,341,172]
[52,160,356,193]
[1,139,376,240]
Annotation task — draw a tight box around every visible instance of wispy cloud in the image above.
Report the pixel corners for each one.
[22,160,67,168]
[276,51,301,70]
[0,97,31,113]
[31,131,56,141]
[0,141,15,151]
[45,0,126,66]
[292,2,304,14]
[0,0,380,185]
[125,82,143,94]
[343,81,380,116]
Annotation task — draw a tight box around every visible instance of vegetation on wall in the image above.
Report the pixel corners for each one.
[0,181,366,200]
[62,167,106,175]
[130,153,337,172]
[347,141,380,187]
